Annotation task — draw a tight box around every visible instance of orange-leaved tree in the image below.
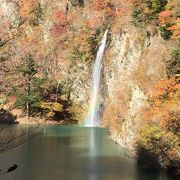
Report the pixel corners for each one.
[138,77,180,169]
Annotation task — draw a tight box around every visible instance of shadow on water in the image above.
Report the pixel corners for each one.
[136,143,179,179]
[136,144,161,169]
[0,125,178,180]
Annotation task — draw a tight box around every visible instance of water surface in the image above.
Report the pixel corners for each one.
[0,125,177,180]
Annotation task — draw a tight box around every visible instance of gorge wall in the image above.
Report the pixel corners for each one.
[103,27,169,151]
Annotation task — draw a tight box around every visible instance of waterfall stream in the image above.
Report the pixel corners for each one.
[85,29,108,127]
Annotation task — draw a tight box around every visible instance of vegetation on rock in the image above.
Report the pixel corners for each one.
[137,77,180,169]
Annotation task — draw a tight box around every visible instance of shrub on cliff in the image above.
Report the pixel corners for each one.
[167,42,180,77]
[132,0,168,26]
[132,0,180,40]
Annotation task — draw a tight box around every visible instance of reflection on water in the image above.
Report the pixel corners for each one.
[0,125,178,180]
[88,128,99,180]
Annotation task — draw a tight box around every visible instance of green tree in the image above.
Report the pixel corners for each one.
[16,54,45,117]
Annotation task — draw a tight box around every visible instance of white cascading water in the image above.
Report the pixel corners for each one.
[85,29,108,127]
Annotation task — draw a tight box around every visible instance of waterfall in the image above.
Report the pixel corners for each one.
[85,29,108,127]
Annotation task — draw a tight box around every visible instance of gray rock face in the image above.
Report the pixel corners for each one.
[0,0,20,27]
[68,62,91,107]
[103,28,167,150]
[103,30,146,149]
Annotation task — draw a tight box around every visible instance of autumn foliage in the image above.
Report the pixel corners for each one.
[132,0,180,40]
[19,0,39,19]
[159,8,180,40]
[50,10,69,36]
[138,77,180,168]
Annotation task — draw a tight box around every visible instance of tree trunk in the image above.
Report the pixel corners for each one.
[26,76,31,118]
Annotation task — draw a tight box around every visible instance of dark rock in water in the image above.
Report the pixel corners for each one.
[7,164,18,173]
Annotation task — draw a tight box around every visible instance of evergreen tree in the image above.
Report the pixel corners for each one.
[16,54,45,117]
